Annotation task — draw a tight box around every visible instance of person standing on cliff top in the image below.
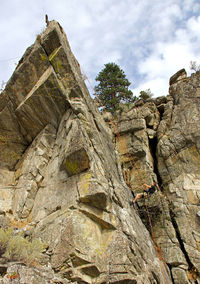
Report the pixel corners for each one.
[133,182,157,203]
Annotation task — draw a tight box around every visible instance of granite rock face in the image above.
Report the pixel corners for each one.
[157,70,200,283]
[115,69,200,284]
[0,21,172,283]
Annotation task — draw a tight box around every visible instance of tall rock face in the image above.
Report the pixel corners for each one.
[157,70,200,283]
[0,21,171,284]
[115,69,200,284]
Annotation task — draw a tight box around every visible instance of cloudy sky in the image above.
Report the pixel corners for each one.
[0,0,200,97]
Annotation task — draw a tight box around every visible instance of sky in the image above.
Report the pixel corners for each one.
[0,0,200,97]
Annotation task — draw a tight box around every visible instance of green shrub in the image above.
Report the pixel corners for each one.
[0,228,46,265]
[139,89,153,101]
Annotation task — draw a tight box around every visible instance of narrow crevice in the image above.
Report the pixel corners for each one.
[148,136,162,186]
[169,209,195,272]
[94,118,101,133]
[157,105,165,122]
[0,266,7,277]
[167,264,175,284]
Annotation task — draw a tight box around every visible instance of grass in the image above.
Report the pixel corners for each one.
[0,228,46,266]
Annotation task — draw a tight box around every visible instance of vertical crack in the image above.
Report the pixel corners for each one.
[169,208,199,283]
[148,132,199,283]
[167,264,175,284]
[148,135,162,186]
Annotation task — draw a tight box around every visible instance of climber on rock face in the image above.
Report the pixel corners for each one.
[133,182,157,203]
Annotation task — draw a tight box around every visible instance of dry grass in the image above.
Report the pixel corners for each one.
[0,228,46,266]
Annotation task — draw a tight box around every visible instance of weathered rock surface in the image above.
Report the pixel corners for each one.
[0,21,172,283]
[115,69,200,283]
[157,70,200,283]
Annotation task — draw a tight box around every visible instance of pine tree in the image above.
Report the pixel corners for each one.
[94,63,136,113]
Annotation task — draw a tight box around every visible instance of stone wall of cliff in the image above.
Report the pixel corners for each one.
[0,21,199,284]
[114,69,200,284]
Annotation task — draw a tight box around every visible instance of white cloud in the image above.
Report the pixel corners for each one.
[0,0,200,98]
[134,78,169,97]
[134,6,200,96]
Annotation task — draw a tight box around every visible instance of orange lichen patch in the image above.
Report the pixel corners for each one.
[0,134,8,145]
[8,217,32,229]
[187,267,199,281]
[29,259,43,268]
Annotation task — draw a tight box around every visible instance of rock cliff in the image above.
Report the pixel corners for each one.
[0,21,199,284]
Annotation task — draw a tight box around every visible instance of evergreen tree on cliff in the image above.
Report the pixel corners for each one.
[94,63,136,113]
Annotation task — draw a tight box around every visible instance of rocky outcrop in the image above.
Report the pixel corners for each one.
[0,20,200,283]
[157,70,200,283]
[114,69,200,283]
[0,21,172,283]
